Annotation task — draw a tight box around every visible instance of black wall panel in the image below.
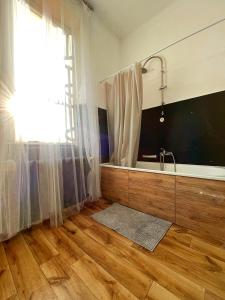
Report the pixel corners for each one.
[98,108,109,163]
[98,90,225,166]
[138,90,225,166]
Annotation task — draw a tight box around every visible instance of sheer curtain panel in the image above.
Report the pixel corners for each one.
[0,0,100,241]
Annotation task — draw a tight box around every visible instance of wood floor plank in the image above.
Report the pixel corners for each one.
[169,225,225,250]
[204,289,225,300]
[84,223,205,300]
[145,281,180,300]
[154,239,225,299]
[71,207,133,248]
[1,199,225,300]
[82,220,133,247]
[6,295,19,300]
[0,244,17,300]
[165,225,193,247]
[0,243,8,269]
[60,219,152,299]
[190,237,225,264]
[92,198,112,210]
[72,254,138,300]
[81,202,103,216]
[25,285,58,299]
[69,214,95,230]
[23,228,59,265]
[40,223,85,265]
[160,237,225,273]
[41,255,98,300]
[7,295,19,300]
[3,234,55,300]
[0,265,17,300]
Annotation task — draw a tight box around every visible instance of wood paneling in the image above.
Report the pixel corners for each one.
[176,176,225,242]
[129,171,175,222]
[130,171,175,190]
[101,167,176,222]
[101,166,225,242]
[101,167,129,205]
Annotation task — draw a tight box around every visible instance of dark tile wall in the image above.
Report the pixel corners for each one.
[139,90,225,166]
[98,90,225,166]
[98,108,109,163]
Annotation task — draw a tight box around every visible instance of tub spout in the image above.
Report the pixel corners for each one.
[160,148,176,172]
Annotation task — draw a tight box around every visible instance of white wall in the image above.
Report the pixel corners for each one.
[91,15,120,108]
[118,0,225,109]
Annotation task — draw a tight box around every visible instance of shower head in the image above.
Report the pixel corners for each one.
[142,55,165,75]
[141,67,148,74]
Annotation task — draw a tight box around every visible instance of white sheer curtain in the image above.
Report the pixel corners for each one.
[106,63,143,167]
[0,0,100,241]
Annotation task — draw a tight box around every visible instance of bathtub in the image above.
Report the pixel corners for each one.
[100,161,225,181]
[100,161,225,241]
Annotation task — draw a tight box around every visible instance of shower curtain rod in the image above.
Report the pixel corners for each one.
[99,17,225,83]
[82,0,94,11]
[73,0,93,10]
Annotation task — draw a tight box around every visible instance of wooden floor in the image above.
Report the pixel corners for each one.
[1,199,225,300]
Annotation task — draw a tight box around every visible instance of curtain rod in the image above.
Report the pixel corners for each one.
[99,17,225,83]
[71,0,94,11]
[82,0,94,11]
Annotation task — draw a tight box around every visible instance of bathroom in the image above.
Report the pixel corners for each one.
[0,0,225,299]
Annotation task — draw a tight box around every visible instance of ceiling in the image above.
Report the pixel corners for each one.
[88,0,175,38]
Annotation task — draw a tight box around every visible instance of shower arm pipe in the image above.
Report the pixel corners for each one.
[142,55,166,106]
[99,17,225,83]
[82,0,94,11]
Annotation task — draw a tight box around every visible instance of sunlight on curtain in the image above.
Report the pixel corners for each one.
[0,0,100,241]
[9,7,67,142]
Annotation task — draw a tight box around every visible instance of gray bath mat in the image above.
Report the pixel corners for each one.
[92,203,172,251]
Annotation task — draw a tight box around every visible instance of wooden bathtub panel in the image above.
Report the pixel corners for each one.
[101,167,128,190]
[176,176,225,199]
[176,176,225,241]
[129,171,176,222]
[129,193,175,222]
[101,189,129,206]
[129,171,175,190]
[101,167,129,206]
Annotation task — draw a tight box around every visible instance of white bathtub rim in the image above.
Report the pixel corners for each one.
[100,162,225,182]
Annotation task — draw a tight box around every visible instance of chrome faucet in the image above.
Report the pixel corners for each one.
[160,148,176,172]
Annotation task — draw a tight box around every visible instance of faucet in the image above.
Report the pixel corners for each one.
[160,148,176,172]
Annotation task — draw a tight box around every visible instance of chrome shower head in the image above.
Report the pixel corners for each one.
[141,67,148,74]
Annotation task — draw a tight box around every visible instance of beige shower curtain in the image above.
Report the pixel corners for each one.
[105,63,143,167]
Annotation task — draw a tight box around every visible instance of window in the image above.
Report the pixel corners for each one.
[64,33,75,143]
[9,6,74,143]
